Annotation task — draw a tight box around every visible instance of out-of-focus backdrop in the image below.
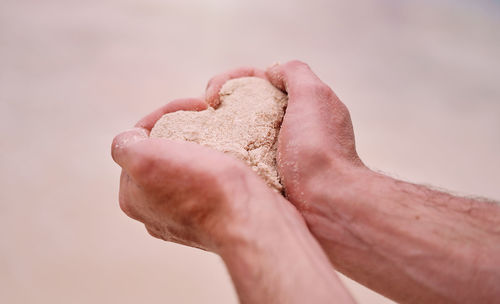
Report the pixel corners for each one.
[1,0,499,303]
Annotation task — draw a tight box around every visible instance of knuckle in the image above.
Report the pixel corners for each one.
[295,80,333,100]
[236,66,255,75]
[296,142,332,173]
[313,82,334,98]
[119,195,135,218]
[128,150,157,180]
[206,75,217,90]
[219,162,247,183]
[145,226,162,239]
[286,60,309,70]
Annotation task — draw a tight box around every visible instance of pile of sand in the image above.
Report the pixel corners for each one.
[150,77,288,191]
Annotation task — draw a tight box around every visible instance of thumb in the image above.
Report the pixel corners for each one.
[111,127,149,168]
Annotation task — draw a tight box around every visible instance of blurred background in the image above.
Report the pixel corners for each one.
[1,0,499,303]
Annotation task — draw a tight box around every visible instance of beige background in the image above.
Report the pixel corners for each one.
[1,0,499,303]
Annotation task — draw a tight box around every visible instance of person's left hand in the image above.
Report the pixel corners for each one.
[111,97,288,253]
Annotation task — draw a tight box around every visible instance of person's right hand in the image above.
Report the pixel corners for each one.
[266,61,367,210]
[205,61,367,212]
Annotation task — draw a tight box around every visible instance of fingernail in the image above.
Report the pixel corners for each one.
[113,128,149,150]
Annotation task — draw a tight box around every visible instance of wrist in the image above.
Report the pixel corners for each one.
[300,158,372,210]
[280,145,371,211]
[216,186,356,304]
[219,200,302,255]
[299,162,377,243]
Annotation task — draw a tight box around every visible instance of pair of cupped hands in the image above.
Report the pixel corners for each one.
[111,60,365,254]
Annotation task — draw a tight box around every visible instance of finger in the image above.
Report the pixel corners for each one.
[205,67,267,108]
[118,170,146,222]
[114,134,243,188]
[111,134,199,183]
[266,61,347,147]
[266,60,328,98]
[265,60,346,124]
[111,127,149,168]
[145,225,163,239]
[135,98,208,131]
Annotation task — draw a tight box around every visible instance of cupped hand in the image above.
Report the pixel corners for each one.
[111,98,280,252]
[266,61,366,208]
[205,61,366,210]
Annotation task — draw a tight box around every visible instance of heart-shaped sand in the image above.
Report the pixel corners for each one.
[150,77,288,191]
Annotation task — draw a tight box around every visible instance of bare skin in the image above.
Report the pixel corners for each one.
[206,61,500,303]
[111,98,355,303]
[112,60,500,304]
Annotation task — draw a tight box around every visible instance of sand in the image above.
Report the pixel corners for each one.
[150,77,288,191]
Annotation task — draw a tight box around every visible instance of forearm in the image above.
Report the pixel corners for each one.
[218,191,355,304]
[305,166,500,303]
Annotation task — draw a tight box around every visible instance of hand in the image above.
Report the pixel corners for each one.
[205,61,366,209]
[111,98,282,252]
[266,61,366,206]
